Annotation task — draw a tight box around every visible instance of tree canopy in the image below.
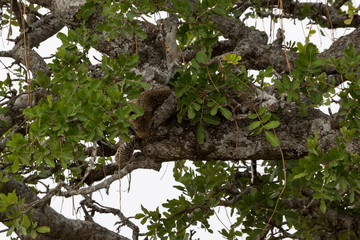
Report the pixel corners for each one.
[0,0,360,239]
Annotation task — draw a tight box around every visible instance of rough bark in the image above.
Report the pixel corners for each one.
[1,0,360,239]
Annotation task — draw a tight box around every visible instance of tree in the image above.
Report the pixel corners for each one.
[0,0,360,239]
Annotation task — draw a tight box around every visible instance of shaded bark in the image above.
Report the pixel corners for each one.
[1,0,360,239]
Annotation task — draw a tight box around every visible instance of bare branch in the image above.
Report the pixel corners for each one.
[81,196,141,240]
[61,157,161,197]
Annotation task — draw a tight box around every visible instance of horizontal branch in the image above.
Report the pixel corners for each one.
[236,0,360,29]
[140,101,360,162]
[60,157,161,197]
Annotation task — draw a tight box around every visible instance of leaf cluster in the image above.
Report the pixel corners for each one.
[274,43,335,115]
[4,29,147,182]
[0,190,50,239]
[328,44,360,129]
[172,54,248,144]
[286,128,360,238]
[2,0,360,239]
[136,160,237,239]
[248,107,280,147]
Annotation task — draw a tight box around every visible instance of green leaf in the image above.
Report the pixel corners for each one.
[265,131,280,147]
[249,121,260,131]
[47,95,53,109]
[219,107,232,120]
[338,177,347,191]
[57,32,68,43]
[196,50,208,64]
[264,121,280,130]
[141,204,149,214]
[30,230,37,239]
[344,18,352,25]
[210,105,218,116]
[313,192,322,199]
[187,106,195,119]
[126,54,139,67]
[140,217,147,225]
[119,133,131,142]
[248,113,258,119]
[273,79,285,93]
[283,75,291,89]
[192,102,201,111]
[269,191,280,199]
[22,214,31,228]
[0,106,9,114]
[12,158,19,173]
[349,189,355,203]
[175,87,189,98]
[197,122,205,144]
[264,66,273,77]
[7,226,15,237]
[261,112,271,123]
[203,114,220,125]
[311,58,325,69]
[135,213,145,219]
[191,58,201,69]
[300,102,308,116]
[306,43,318,60]
[250,127,263,136]
[320,198,326,213]
[212,7,227,16]
[36,226,50,233]
[258,107,266,116]
[135,30,147,39]
[129,102,144,117]
[44,156,56,168]
[126,10,136,20]
[292,172,308,180]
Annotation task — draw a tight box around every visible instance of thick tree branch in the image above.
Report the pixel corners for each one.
[8,14,64,77]
[280,0,360,28]
[206,14,360,75]
[141,101,360,162]
[0,178,130,240]
[24,0,360,78]
[1,0,360,238]
[236,0,360,29]
[14,14,64,48]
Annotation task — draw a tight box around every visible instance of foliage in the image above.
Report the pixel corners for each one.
[286,128,360,239]
[273,43,335,115]
[171,54,246,144]
[2,26,148,238]
[0,190,50,239]
[1,0,360,239]
[328,44,360,129]
[6,27,147,180]
[248,107,280,147]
